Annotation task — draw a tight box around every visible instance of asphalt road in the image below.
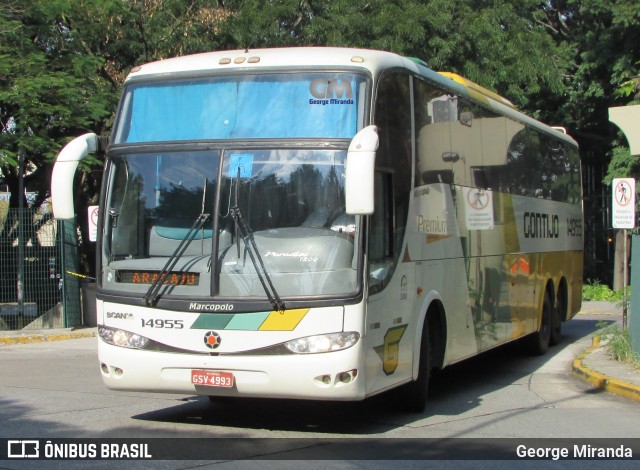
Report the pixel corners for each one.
[0,311,638,468]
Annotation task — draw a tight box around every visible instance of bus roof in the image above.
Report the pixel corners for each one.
[126,47,405,80]
[126,47,577,147]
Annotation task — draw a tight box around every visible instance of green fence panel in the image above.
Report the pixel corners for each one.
[0,207,80,331]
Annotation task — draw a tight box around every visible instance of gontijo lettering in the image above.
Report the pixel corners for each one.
[523,212,560,239]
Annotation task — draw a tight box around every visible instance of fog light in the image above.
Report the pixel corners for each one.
[338,372,351,383]
[100,363,109,374]
[114,367,123,376]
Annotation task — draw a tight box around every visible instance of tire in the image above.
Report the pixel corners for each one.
[528,290,552,355]
[550,293,564,346]
[400,323,431,412]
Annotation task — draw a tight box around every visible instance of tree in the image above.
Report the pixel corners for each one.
[0,1,113,209]
[7,0,623,281]
[535,0,639,287]
[0,1,114,298]
[1,0,233,274]
[220,0,570,110]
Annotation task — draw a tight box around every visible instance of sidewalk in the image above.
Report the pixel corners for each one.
[572,301,640,401]
[0,302,639,402]
[0,326,97,345]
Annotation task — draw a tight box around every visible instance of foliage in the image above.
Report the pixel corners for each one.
[0,0,231,205]
[542,1,640,129]
[1,0,639,276]
[0,0,234,272]
[0,0,114,209]
[582,279,627,302]
[223,0,570,110]
[603,147,640,186]
[598,325,640,369]
[547,0,640,183]
[587,281,638,369]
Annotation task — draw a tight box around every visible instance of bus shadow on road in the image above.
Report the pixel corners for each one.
[131,317,611,435]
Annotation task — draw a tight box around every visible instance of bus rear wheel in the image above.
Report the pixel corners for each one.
[550,293,564,346]
[527,290,552,355]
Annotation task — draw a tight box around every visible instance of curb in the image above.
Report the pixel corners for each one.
[572,336,640,402]
[0,329,96,346]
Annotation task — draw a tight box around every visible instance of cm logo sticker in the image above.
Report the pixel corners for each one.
[374,325,407,375]
[309,78,353,100]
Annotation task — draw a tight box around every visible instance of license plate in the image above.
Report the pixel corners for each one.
[191,370,234,388]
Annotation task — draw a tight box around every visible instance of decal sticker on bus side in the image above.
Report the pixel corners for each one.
[374,325,408,375]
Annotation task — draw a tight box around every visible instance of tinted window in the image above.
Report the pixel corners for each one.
[369,72,412,292]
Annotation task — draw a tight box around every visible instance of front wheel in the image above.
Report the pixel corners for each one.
[400,323,431,412]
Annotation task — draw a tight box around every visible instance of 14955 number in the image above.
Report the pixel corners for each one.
[140,319,184,329]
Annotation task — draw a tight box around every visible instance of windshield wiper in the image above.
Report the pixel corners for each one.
[230,171,285,312]
[144,179,210,306]
[230,206,285,312]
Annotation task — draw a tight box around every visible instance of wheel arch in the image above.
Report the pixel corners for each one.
[412,291,447,380]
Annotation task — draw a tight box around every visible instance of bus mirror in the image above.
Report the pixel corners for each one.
[51,133,98,219]
[345,125,378,215]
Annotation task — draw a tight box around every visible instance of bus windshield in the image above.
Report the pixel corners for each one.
[113,72,366,143]
[103,70,368,305]
[101,148,358,302]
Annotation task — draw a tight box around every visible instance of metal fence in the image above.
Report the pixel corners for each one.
[0,207,81,331]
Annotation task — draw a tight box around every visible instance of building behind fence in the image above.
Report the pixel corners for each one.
[0,207,82,331]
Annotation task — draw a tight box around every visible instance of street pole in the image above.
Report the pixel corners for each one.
[17,147,25,327]
[624,229,628,330]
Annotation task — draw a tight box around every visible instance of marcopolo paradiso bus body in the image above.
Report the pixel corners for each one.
[51,48,583,411]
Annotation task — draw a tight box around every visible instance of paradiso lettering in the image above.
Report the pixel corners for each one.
[523,212,560,239]
[308,78,354,105]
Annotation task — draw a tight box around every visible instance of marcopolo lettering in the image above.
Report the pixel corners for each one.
[524,212,560,239]
[189,303,234,312]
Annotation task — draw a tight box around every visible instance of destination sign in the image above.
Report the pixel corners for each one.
[117,270,199,286]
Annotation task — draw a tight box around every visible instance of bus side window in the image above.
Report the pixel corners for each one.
[414,78,455,186]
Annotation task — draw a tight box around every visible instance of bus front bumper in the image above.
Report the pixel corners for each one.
[98,341,366,401]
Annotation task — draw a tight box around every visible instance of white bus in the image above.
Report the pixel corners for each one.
[51,48,583,411]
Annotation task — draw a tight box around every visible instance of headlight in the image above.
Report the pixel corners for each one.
[285,332,359,354]
[99,326,149,349]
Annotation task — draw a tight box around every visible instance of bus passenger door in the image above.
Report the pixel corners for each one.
[363,70,415,396]
[365,170,416,395]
